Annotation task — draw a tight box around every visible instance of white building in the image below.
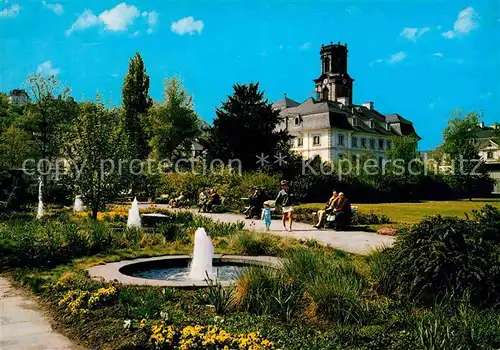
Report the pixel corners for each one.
[8,89,29,106]
[476,123,500,193]
[274,42,419,163]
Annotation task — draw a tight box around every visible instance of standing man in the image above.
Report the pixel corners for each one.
[275,180,294,232]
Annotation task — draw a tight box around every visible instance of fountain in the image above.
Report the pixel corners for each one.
[36,177,43,219]
[127,197,141,228]
[188,228,215,280]
[91,225,280,286]
[73,195,84,212]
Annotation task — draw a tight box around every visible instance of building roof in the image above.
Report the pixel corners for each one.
[276,97,419,138]
[477,139,498,150]
[476,126,499,139]
[9,89,28,97]
[272,96,300,110]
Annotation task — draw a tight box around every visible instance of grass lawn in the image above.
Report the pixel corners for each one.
[298,199,500,229]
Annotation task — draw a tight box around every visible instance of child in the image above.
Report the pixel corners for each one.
[261,203,272,231]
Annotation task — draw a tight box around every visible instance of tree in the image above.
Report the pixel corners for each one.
[146,77,200,161]
[0,93,24,133]
[386,135,419,163]
[0,125,37,170]
[64,99,126,219]
[442,110,493,199]
[493,122,500,145]
[22,74,78,192]
[205,83,290,170]
[121,52,152,161]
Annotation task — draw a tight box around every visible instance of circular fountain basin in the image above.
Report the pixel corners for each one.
[88,255,281,288]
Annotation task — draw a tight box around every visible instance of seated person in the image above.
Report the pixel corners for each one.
[169,192,185,208]
[314,190,338,228]
[247,188,264,218]
[198,188,209,212]
[206,189,221,212]
[333,192,351,230]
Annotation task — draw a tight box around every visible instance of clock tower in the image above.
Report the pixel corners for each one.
[313,42,354,105]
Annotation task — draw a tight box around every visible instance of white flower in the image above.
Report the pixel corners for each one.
[213,316,224,324]
[160,311,169,321]
[123,319,131,329]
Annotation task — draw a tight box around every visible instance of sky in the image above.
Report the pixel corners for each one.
[1,0,499,150]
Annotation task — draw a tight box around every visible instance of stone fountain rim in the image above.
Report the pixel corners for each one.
[87,254,282,288]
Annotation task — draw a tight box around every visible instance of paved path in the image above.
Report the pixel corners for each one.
[0,277,79,350]
[196,212,394,255]
[139,204,395,255]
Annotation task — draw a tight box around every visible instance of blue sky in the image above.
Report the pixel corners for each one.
[1,0,499,150]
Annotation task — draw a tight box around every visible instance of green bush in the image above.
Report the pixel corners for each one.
[385,207,500,306]
[231,231,279,256]
[235,249,369,325]
[234,266,298,321]
[195,273,234,315]
[352,212,390,225]
[366,247,398,296]
[0,219,150,268]
[154,222,190,243]
[158,170,280,211]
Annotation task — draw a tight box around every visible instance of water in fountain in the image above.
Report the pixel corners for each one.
[188,228,215,280]
[73,195,84,212]
[36,178,43,219]
[127,197,141,228]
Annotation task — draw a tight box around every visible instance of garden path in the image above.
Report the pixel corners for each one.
[139,204,395,255]
[0,277,79,350]
[196,212,395,255]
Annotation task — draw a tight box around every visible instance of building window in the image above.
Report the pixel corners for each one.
[324,56,330,73]
[297,138,303,147]
[361,138,367,149]
[378,139,384,150]
[338,134,345,146]
[487,151,494,159]
[370,139,375,150]
[313,135,321,146]
[352,136,358,148]
[322,88,329,101]
[387,140,392,150]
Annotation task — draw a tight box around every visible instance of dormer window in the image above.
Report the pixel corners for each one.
[294,116,301,126]
[370,119,375,129]
[385,122,391,131]
[350,116,359,127]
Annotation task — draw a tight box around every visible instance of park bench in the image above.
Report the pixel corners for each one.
[312,206,358,230]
